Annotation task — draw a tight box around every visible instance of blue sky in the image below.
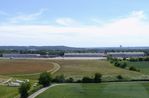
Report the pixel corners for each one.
[0,0,149,47]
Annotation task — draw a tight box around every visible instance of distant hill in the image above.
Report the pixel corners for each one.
[0,46,149,51]
[0,46,84,51]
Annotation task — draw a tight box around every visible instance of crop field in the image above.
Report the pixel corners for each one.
[127,61,149,74]
[36,82,149,98]
[0,85,18,98]
[0,59,54,75]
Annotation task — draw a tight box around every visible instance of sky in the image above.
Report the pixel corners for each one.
[0,0,149,47]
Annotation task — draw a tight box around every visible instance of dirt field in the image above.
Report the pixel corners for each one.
[0,59,54,75]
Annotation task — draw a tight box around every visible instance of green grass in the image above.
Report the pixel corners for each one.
[0,85,18,98]
[52,60,142,80]
[36,82,149,98]
[127,61,149,74]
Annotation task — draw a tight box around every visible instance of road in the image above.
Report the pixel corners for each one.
[28,84,62,98]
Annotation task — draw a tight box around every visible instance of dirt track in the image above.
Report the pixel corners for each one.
[11,62,61,76]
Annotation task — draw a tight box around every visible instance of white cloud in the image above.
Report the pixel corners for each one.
[0,10,148,47]
[7,8,47,24]
[131,10,145,19]
[55,18,78,26]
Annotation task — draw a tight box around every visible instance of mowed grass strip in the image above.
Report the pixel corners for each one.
[0,59,54,75]
[0,85,18,98]
[51,60,142,79]
[36,83,149,98]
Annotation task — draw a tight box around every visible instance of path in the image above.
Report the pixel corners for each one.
[50,62,61,74]
[11,62,61,76]
[28,84,62,98]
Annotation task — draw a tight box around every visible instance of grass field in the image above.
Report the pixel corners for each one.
[36,82,149,98]
[52,60,142,80]
[0,59,143,80]
[0,85,18,98]
[127,61,149,74]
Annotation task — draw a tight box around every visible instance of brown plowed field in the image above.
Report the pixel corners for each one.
[0,59,54,75]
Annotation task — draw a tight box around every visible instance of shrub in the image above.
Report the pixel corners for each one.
[52,75,65,83]
[114,62,120,67]
[120,62,127,68]
[123,58,126,61]
[94,73,102,83]
[116,75,123,80]
[82,76,93,83]
[129,58,138,62]
[19,81,31,98]
[38,72,52,87]
[144,57,149,61]
[129,66,137,71]
[66,77,74,83]
[138,58,143,61]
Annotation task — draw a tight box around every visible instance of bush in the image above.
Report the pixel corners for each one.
[123,58,126,61]
[119,62,127,68]
[38,72,52,87]
[110,60,114,64]
[76,79,82,83]
[82,76,93,83]
[114,62,120,67]
[138,58,143,61]
[66,77,74,83]
[129,58,138,62]
[52,75,65,83]
[94,73,102,83]
[129,66,137,71]
[116,75,123,80]
[144,57,149,61]
[19,81,31,98]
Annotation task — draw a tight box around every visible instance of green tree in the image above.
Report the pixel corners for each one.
[94,73,102,83]
[53,75,65,83]
[82,76,93,83]
[120,62,127,68]
[129,66,137,71]
[19,81,31,98]
[39,72,52,87]
[116,75,123,80]
[66,77,74,83]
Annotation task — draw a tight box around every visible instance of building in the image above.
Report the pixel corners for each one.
[64,53,106,57]
[2,54,41,58]
[107,52,145,58]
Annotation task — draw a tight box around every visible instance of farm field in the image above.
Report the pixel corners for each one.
[0,85,18,98]
[127,61,149,74]
[0,59,54,75]
[36,82,149,98]
[52,60,142,80]
[0,59,143,80]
